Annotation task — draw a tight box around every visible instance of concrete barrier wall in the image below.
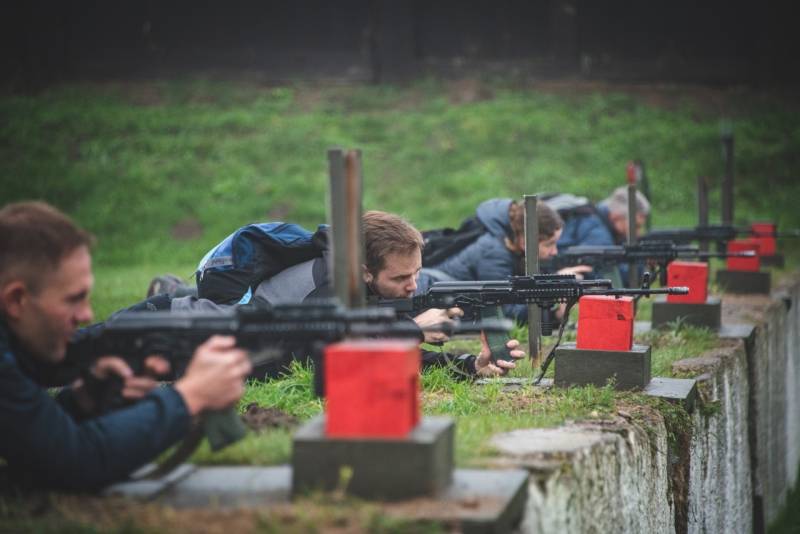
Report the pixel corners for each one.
[492,276,800,534]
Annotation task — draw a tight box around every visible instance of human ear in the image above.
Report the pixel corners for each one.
[0,281,28,320]
[362,264,373,284]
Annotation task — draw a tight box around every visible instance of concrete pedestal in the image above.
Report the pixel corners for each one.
[554,343,651,390]
[292,415,454,500]
[716,270,771,294]
[651,296,721,330]
[760,254,785,267]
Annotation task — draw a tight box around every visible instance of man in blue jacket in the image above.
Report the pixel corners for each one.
[0,201,251,492]
[548,186,651,249]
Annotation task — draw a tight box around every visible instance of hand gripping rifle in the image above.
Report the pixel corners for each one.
[375,274,688,374]
[549,240,756,285]
[641,224,800,252]
[65,300,510,476]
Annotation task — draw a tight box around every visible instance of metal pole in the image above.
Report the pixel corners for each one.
[524,194,542,367]
[626,162,639,289]
[327,148,366,308]
[721,123,735,225]
[697,176,710,253]
[634,160,652,232]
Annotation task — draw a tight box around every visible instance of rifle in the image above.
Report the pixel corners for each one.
[547,241,756,286]
[375,274,688,373]
[65,300,509,476]
[641,224,800,251]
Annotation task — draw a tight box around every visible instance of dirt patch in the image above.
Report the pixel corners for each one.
[721,294,773,324]
[446,79,495,105]
[171,216,204,240]
[241,403,299,432]
[2,493,439,533]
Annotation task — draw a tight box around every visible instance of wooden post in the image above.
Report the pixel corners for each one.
[328,148,366,308]
[524,195,542,367]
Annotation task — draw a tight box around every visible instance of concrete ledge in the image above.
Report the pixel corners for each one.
[716,270,772,295]
[554,343,651,390]
[643,376,698,412]
[292,415,454,500]
[651,296,721,330]
[760,254,785,268]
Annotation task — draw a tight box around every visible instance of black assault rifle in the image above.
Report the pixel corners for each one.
[374,274,689,381]
[65,300,510,475]
[548,241,756,285]
[641,224,800,251]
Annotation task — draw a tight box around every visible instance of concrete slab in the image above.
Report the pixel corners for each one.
[109,465,527,532]
[634,321,652,335]
[104,463,196,501]
[644,376,698,413]
[157,465,291,508]
[382,468,529,534]
[292,415,454,500]
[760,254,785,267]
[716,270,771,295]
[554,343,651,390]
[491,427,608,456]
[718,323,756,341]
[651,297,721,330]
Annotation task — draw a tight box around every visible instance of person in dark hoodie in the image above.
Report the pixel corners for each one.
[0,201,251,492]
[414,198,594,324]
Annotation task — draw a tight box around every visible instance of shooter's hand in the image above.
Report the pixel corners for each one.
[414,307,464,344]
[72,355,170,414]
[474,335,525,377]
[175,335,251,416]
[557,265,593,280]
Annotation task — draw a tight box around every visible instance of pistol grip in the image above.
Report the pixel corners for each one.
[203,408,247,451]
[480,306,513,362]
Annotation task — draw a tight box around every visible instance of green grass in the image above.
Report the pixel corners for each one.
[2,79,798,528]
[3,80,800,271]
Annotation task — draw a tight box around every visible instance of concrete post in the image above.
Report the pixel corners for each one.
[328,148,366,308]
[524,195,541,366]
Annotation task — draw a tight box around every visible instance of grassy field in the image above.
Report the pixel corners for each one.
[2,79,799,530]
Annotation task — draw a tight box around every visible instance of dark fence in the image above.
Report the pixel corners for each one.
[2,0,798,88]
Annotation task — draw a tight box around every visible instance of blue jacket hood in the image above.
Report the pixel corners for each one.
[475,198,513,239]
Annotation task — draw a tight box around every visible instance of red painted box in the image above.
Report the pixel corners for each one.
[750,222,777,256]
[666,261,706,304]
[324,339,420,438]
[576,295,634,351]
[726,239,761,272]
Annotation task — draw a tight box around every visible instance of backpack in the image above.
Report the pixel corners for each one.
[421,216,487,268]
[196,222,329,304]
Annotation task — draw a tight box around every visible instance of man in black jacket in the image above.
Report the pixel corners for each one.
[0,201,251,491]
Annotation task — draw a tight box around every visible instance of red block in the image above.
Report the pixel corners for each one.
[324,339,420,438]
[666,261,707,304]
[726,239,761,272]
[750,222,777,256]
[576,295,634,351]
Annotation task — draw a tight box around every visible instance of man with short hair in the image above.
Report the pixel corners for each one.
[0,201,251,491]
[551,186,651,250]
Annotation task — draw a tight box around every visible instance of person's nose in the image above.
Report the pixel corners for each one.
[76,302,94,325]
[406,276,418,293]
